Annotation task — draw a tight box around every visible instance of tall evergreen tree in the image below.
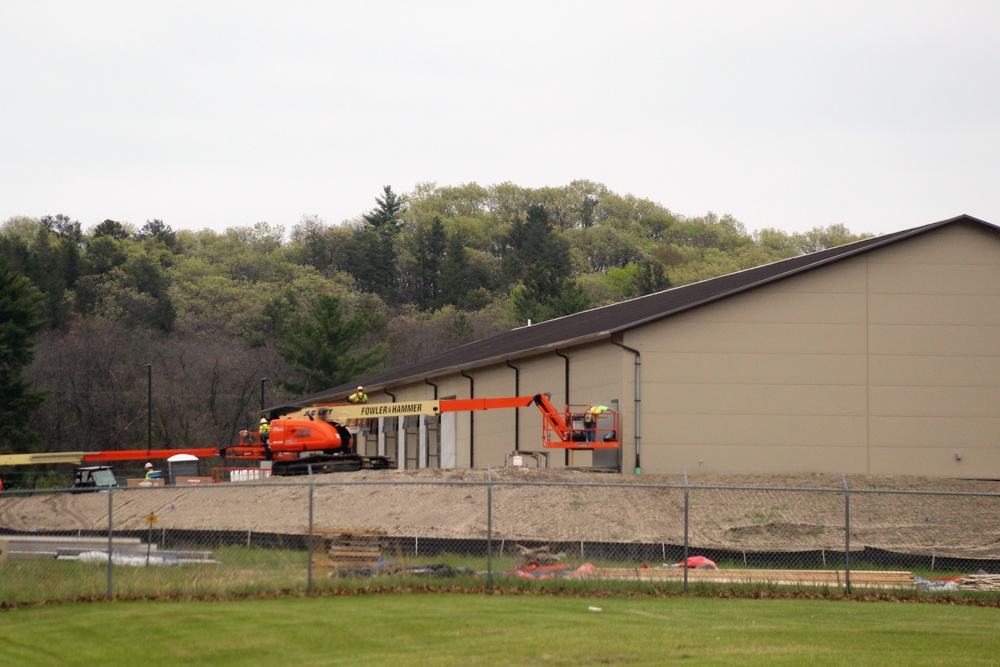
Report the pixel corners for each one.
[412,217,447,310]
[633,259,670,296]
[436,231,478,310]
[0,255,47,454]
[276,294,387,394]
[362,185,405,232]
[507,205,589,323]
[353,186,406,301]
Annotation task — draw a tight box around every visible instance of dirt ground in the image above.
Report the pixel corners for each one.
[2,467,999,559]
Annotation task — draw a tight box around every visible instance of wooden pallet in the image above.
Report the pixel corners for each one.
[593,567,916,588]
[308,528,386,569]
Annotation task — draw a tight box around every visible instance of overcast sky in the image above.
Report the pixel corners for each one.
[3,1,999,238]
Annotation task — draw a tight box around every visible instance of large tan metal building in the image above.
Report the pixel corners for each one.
[280,215,1000,478]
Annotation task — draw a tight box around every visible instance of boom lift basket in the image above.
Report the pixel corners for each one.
[542,403,620,450]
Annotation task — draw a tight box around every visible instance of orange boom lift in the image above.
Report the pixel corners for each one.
[0,394,619,478]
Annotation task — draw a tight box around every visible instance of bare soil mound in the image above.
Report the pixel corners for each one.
[2,469,998,559]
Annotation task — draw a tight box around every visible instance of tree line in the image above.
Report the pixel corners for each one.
[0,180,870,482]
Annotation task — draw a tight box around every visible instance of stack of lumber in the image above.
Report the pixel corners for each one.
[958,574,1000,591]
[309,528,386,568]
[593,567,915,588]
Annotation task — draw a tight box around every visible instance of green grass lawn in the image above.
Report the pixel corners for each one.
[1,594,997,666]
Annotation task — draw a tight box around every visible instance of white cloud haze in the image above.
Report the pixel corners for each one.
[3,0,999,237]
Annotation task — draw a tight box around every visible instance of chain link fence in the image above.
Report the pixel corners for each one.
[2,472,999,604]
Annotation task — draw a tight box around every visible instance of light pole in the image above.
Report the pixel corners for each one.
[146,363,152,453]
[260,378,268,412]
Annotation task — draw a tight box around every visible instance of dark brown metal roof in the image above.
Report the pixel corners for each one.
[277,214,996,411]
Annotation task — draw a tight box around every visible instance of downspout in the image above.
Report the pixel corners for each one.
[461,370,474,467]
[555,349,571,466]
[424,379,438,468]
[383,387,398,468]
[611,336,642,475]
[506,361,520,451]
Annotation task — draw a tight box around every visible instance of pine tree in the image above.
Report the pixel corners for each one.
[413,217,446,310]
[507,205,589,323]
[354,186,406,301]
[276,294,387,394]
[633,259,670,296]
[0,255,47,454]
[362,185,405,232]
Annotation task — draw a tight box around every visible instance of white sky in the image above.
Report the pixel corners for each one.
[3,1,999,238]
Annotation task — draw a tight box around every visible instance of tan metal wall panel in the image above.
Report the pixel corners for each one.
[629,224,999,476]
[869,386,1000,417]
[757,257,868,293]
[681,291,867,323]
[869,446,1000,477]
[448,366,513,468]
[642,443,869,475]
[869,416,1000,447]
[652,414,868,448]
[645,352,867,386]
[868,263,1000,295]
[868,225,1000,266]
[870,355,1000,387]
[869,324,1000,356]
[647,384,867,417]
[869,294,1000,326]
[635,321,868,355]
[628,257,872,474]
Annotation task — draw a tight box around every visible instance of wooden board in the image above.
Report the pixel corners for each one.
[592,567,915,588]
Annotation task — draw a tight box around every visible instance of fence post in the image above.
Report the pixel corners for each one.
[307,465,315,594]
[841,472,851,595]
[683,467,689,593]
[107,487,114,600]
[487,466,493,592]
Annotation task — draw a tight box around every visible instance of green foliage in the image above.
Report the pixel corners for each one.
[134,218,177,249]
[606,259,671,300]
[505,205,593,324]
[1,182,876,405]
[792,223,873,253]
[91,218,133,240]
[436,231,478,310]
[0,255,47,454]
[410,216,446,310]
[275,293,387,394]
[362,185,405,232]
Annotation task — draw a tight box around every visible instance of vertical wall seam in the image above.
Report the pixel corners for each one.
[865,254,871,474]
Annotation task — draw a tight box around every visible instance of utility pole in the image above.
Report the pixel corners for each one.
[146,363,152,452]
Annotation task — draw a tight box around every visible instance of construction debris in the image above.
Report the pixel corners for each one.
[958,573,1000,591]
[0,534,215,565]
[308,528,386,569]
[515,544,565,567]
